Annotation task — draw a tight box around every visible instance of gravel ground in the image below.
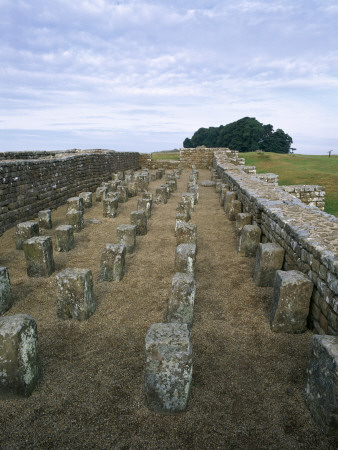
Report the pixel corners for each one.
[0,168,336,449]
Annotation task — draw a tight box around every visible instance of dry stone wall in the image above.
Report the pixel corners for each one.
[281,185,325,210]
[0,150,139,235]
[213,151,338,336]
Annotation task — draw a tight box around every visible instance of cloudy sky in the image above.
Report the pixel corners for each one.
[0,0,337,154]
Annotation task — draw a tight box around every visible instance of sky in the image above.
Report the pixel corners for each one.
[0,0,337,154]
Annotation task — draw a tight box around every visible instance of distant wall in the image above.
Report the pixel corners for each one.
[281,185,325,210]
[0,150,140,235]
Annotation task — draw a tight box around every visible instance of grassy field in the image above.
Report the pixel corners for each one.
[242,152,338,217]
[152,150,180,160]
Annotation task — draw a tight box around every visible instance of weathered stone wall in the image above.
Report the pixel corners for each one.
[213,151,338,336]
[281,185,325,210]
[0,150,139,235]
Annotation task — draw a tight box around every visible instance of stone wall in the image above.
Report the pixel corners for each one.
[213,151,338,336]
[0,150,139,235]
[139,153,181,170]
[281,185,325,210]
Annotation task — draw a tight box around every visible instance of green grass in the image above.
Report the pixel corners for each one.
[151,151,180,161]
[241,152,338,217]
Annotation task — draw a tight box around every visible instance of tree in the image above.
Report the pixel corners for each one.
[328,150,334,157]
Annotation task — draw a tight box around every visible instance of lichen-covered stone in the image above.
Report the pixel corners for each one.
[176,202,191,217]
[15,222,39,250]
[305,335,338,437]
[126,181,138,197]
[66,209,84,231]
[168,179,177,193]
[187,185,199,203]
[23,236,55,277]
[156,186,168,204]
[142,192,153,205]
[138,198,152,218]
[165,273,196,327]
[236,213,252,235]
[219,184,230,206]
[38,210,52,229]
[270,270,314,333]
[0,314,41,398]
[67,196,84,212]
[174,244,197,276]
[254,243,285,286]
[117,224,136,254]
[200,180,215,187]
[100,244,126,282]
[145,323,193,413]
[95,186,108,202]
[103,197,118,218]
[79,192,92,208]
[238,225,261,257]
[130,210,147,235]
[224,191,237,214]
[176,222,197,247]
[151,173,156,182]
[54,225,75,252]
[227,200,242,221]
[181,193,195,211]
[56,268,96,321]
[117,185,128,203]
[0,267,12,315]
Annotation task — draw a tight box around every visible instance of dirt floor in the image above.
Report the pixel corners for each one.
[0,169,336,449]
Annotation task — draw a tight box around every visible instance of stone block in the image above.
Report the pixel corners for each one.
[236,213,252,235]
[174,213,190,236]
[142,192,153,206]
[138,198,152,219]
[177,202,191,217]
[66,209,84,231]
[0,314,41,398]
[151,173,156,182]
[0,267,12,315]
[305,335,338,436]
[156,170,162,179]
[224,191,237,214]
[174,244,197,276]
[95,186,108,202]
[145,323,193,413]
[23,236,55,277]
[238,225,261,257]
[176,222,197,246]
[117,186,128,203]
[38,209,52,229]
[215,181,223,193]
[103,197,118,218]
[127,181,138,197]
[55,225,75,252]
[67,196,84,212]
[182,193,195,211]
[228,200,242,221]
[100,244,126,282]
[187,185,199,203]
[156,186,168,204]
[15,221,39,250]
[165,273,196,327]
[108,181,120,192]
[117,224,137,254]
[168,180,177,193]
[56,268,96,321]
[254,243,285,286]
[219,184,230,206]
[130,210,147,236]
[270,270,314,333]
[79,192,92,208]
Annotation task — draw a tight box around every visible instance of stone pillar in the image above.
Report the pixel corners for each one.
[176,222,197,246]
[79,192,93,208]
[96,186,108,202]
[0,267,12,314]
[175,213,190,236]
[38,210,52,229]
[23,236,55,277]
[305,335,338,436]
[224,191,237,214]
[270,270,314,333]
[168,180,177,193]
[215,181,223,193]
[156,170,162,179]
[55,225,75,252]
[100,244,126,282]
[156,186,168,204]
[117,224,136,254]
[67,197,84,212]
[219,184,230,206]
[130,210,147,235]
[254,243,285,286]
[108,181,120,193]
[66,209,84,231]
[138,198,152,219]
[187,185,199,203]
[127,182,138,197]
[165,273,196,327]
[145,323,193,413]
[174,244,197,276]
[103,197,118,218]
[117,186,128,203]
[182,193,195,211]
[151,173,156,182]
[236,213,252,235]
[177,202,191,218]
[0,314,41,398]
[15,222,39,250]
[142,192,153,205]
[228,200,242,221]
[56,268,96,321]
[238,225,261,257]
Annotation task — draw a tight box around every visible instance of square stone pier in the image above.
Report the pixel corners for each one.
[23,236,55,277]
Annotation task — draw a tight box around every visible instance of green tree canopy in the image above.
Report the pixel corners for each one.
[183,117,293,154]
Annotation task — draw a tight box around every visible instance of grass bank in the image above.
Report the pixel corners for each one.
[151,151,180,161]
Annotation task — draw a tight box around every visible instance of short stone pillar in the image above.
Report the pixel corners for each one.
[0,314,41,398]
[96,186,108,202]
[108,180,120,193]
[228,200,242,221]
[236,213,252,235]
[117,224,136,254]
[168,180,177,193]
[254,243,285,286]
[67,197,84,212]
[270,270,313,333]
[156,170,162,179]
[136,178,149,192]
[117,185,128,203]
[145,323,193,413]
[224,191,237,214]
[150,173,156,182]
[138,198,152,219]
[100,244,126,282]
[182,193,195,211]
[79,192,93,208]
[23,236,55,277]
[56,268,96,320]
[130,210,147,236]
[177,202,191,218]
[156,186,168,204]
[174,244,197,276]
[238,225,261,257]
[15,222,39,250]
[305,335,338,436]
[0,267,12,314]
[175,213,190,236]
[176,222,197,246]
[55,225,75,252]
[38,210,52,229]
[215,181,223,193]
[219,184,230,206]
[188,185,199,203]
[66,209,84,231]
[127,181,138,197]
[103,197,118,218]
[165,273,196,327]
[117,170,124,180]
[142,192,153,204]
